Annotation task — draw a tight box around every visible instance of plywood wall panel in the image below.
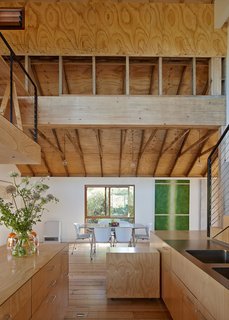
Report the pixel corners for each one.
[0,1,226,57]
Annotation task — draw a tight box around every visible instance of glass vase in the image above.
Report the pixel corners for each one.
[11,232,36,257]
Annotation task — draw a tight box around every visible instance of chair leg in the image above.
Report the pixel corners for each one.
[71,242,76,254]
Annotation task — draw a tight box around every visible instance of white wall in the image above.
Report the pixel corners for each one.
[36,177,155,243]
[0,165,20,246]
[0,168,208,245]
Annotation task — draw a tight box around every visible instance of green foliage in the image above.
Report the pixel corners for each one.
[0,172,58,233]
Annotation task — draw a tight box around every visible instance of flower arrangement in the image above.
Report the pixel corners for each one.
[0,172,58,256]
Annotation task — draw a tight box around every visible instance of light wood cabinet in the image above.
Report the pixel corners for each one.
[0,244,68,320]
[0,280,31,320]
[32,248,69,320]
[150,234,222,320]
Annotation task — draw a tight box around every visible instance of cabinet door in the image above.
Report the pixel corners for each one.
[170,272,183,320]
[0,280,31,320]
[161,246,172,308]
[182,285,215,320]
[182,290,199,320]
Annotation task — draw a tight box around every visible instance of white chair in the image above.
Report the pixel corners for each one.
[90,227,112,260]
[134,223,153,244]
[114,227,133,247]
[72,223,92,254]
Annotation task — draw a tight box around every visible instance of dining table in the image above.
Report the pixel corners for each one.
[81,223,146,247]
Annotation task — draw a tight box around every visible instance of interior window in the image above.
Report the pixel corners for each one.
[85,185,135,223]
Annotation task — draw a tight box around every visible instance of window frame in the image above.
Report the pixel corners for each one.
[84,184,135,222]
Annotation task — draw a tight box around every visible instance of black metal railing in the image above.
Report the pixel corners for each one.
[0,32,38,141]
[207,124,229,237]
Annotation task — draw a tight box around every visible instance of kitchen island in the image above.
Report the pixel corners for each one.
[0,243,68,320]
[151,230,229,320]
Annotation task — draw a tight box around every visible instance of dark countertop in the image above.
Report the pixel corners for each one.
[153,231,229,290]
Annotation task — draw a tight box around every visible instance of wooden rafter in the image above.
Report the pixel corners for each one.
[176,66,187,95]
[169,131,190,176]
[180,131,216,156]
[52,129,69,176]
[185,136,211,176]
[12,82,22,130]
[135,129,157,176]
[119,129,127,177]
[27,165,35,176]
[62,62,70,94]
[161,129,190,155]
[153,130,168,176]
[66,129,87,176]
[28,128,50,174]
[149,65,155,95]
[94,129,103,176]
[199,145,216,157]
[135,130,145,176]
[30,63,43,96]
[202,79,209,95]
[38,129,63,156]
[41,151,52,176]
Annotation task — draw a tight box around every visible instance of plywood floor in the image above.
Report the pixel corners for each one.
[64,243,172,320]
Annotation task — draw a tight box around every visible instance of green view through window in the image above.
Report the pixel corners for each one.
[85,185,135,223]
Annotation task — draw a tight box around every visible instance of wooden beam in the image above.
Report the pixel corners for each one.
[135,129,157,176]
[169,131,190,176]
[41,151,52,176]
[0,115,40,164]
[158,57,163,96]
[66,129,87,176]
[161,129,190,155]
[52,129,69,176]
[38,129,63,156]
[185,136,211,176]
[28,128,52,176]
[180,131,216,156]
[209,57,222,95]
[30,64,43,96]
[125,56,129,95]
[153,130,168,176]
[149,65,155,95]
[20,96,226,128]
[0,56,28,96]
[192,58,196,95]
[119,129,127,177]
[92,56,96,95]
[176,66,187,95]
[199,145,216,157]
[12,82,23,130]
[135,130,144,176]
[94,129,103,176]
[58,56,63,96]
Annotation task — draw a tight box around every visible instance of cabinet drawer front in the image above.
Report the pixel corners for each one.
[32,252,62,314]
[0,280,31,320]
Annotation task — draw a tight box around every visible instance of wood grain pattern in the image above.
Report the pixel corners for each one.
[106,247,160,298]
[0,115,41,164]
[0,1,226,56]
[68,242,171,319]
[0,243,66,306]
[19,95,226,128]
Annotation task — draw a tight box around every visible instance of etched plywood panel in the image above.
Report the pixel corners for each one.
[0,1,226,57]
[106,248,160,298]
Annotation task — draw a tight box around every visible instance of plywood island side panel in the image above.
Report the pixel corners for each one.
[106,247,160,298]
